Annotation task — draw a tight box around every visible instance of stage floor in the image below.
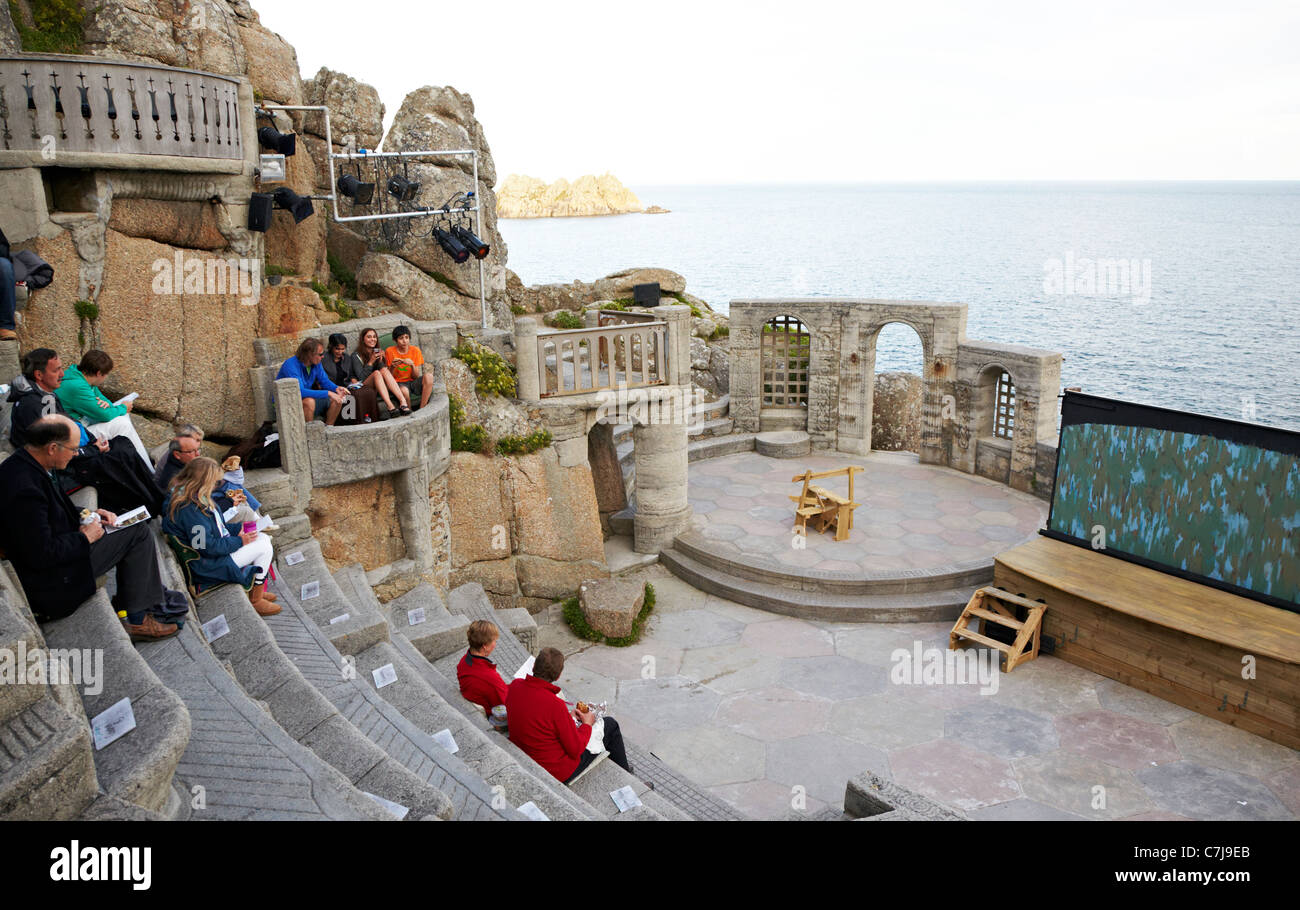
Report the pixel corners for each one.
[685,450,1048,578]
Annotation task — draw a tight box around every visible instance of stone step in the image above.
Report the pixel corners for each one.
[687,417,734,439]
[702,393,730,421]
[443,584,534,677]
[671,532,994,597]
[184,569,452,820]
[494,607,539,655]
[759,408,808,432]
[387,633,603,821]
[277,539,388,656]
[39,587,191,816]
[660,546,975,623]
[268,512,313,546]
[139,621,393,820]
[262,578,518,821]
[0,695,97,820]
[603,535,657,574]
[755,429,811,458]
[385,583,468,663]
[0,562,48,720]
[622,742,750,821]
[688,432,758,463]
[240,468,300,518]
[565,750,685,820]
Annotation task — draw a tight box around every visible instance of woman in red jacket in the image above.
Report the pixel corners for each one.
[505,647,630,782]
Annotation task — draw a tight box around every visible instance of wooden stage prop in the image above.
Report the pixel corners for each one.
[994,536,1300,750]
[789,466,864,542]
[949,587,1046,673]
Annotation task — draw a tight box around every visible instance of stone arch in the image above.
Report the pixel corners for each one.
[868,320,928,452]
[760,314,811,414]
[973,362,1018,440]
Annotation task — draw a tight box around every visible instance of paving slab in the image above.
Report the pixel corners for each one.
[1136,761,1292,821]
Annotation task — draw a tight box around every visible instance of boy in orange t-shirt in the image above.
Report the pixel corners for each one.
[384,324,435,410]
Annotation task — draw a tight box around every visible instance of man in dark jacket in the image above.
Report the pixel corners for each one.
[0,227,15,342]
[0,415,177,639]
[7,348,165,514]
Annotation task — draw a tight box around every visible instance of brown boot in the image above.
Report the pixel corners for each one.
[0,329,17,341]
[250,582,281,616]
[123,613,179,642]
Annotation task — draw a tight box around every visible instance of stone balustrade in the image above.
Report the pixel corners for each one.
[0,55,250,172]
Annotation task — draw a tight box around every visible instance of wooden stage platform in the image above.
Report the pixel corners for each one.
[994,537,1300,750]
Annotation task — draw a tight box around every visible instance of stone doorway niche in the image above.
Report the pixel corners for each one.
[759,314,811,432]
[870,321,927,453]
[731,300,965,463]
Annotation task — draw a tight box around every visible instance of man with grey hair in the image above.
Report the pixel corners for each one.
[153,423,204,489]
[0,414,177,638]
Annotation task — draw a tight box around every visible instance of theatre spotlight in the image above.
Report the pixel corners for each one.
[257,126,296,156]
[433,226,470,263]
[273,186,314,223]
[387,174,421,203]
[338,173,375,205]
[451,225,489,260]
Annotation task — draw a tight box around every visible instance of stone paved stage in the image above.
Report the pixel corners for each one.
[540,565,1300,822]
[684,451,1047,581]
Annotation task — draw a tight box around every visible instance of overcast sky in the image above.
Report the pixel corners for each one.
[253,0,1300,185]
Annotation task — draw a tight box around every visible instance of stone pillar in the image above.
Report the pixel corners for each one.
[273,377,313,501]
[514,317,540,402]
[633,418,691,554]
[728,308,761,434]
[837,319,874,455]
[583,310,600,328]
[394,462,436,576]
[659,304,693,387]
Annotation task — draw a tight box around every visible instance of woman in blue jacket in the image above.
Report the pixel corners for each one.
[163,457,279,615]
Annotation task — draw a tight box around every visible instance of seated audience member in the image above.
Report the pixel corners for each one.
[457,620,509,718]
[277,337,349,425]
[350,327,410,418]
[384,324,434,411]
[214,456,277,532]
[0,227,16,342]
[0,415,177,639]
[321,332,379,423]
[54,349,152,467]
[506,646,631,783]
[154,424,203,489]
[8,349,164,515]
[162,457,278,616]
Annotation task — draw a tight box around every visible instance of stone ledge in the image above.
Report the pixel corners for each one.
[755,430,811,458]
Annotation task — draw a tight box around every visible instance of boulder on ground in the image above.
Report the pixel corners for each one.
[579,577,645,639]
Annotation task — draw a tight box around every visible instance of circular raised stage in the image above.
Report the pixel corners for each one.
[661,450,1048,622]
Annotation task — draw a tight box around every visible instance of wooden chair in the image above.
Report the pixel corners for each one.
[789,466,864,541]
[949,586,1047,673]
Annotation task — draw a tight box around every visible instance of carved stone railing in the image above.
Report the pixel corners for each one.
[535,322,669,397]
[0,55,250,172]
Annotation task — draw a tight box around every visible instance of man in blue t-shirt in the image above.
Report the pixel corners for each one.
[276,337,350,425]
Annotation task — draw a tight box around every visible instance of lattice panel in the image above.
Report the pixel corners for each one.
[995,371,1016,438]
[761,315,810,407]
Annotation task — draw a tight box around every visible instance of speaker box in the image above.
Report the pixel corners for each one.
[248,193,274,232]
[633,282,660,308]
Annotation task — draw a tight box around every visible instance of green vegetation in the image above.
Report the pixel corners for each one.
[309,278,357,322]
[73,299,99,321]
[430,270,458,291]
[604,299,631,311]
[326,252,358,299]
[494,428,552,456]
[448,394,490,454]
[265,263,296,278]
[663,290,704,317]
[10,0,85,53]
[546,310,584,330]
[707,324,730,342]
[560,583,655,647]
[510,303,527,316]
[453,340,517,398]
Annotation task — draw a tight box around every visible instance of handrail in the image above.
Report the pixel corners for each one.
[537,322,669,397]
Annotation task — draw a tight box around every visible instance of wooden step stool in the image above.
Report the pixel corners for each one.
[949,586,1047,673]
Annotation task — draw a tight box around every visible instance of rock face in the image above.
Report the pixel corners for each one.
[307,477,408,571]
[447,446,607,612]
[357,85,511,330]
[579,577,644,639]
[506,267,688,313]
[497,174,647,219]
[872,371,923,452]
[303,67,385,152]
[1,3,21,53]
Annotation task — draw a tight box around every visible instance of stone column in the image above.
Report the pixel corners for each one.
[273,377,313,501]
[728,307,761,434]
[394,462,435,576]
[659,304,693,387]
[583,310,600,328]
[633,418,691,554]
[514,317,540,402]
[837,317,874,456]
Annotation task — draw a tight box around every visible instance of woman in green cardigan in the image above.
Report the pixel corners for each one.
[54,349,152,468]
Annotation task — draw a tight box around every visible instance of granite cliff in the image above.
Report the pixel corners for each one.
[497,173,662,218]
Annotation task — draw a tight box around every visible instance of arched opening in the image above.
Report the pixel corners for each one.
[760,315,810,430]
[871,322,926,452]
[973,364,1016,483]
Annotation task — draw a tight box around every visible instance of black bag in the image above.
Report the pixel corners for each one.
[226,420,282,469]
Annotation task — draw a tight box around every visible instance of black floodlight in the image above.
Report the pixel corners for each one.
[257,125,296,156]
[387,174,421,203]
[338,173,375,205]
[273,186,314,223]
[433,226,470,263]
[451,224,489,260]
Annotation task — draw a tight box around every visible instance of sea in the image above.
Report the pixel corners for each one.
[499,182,1300,430]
